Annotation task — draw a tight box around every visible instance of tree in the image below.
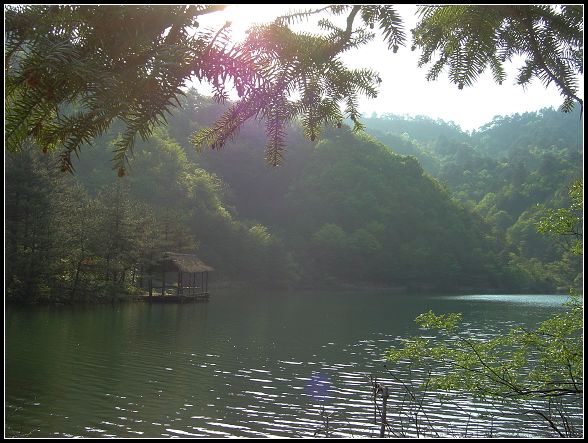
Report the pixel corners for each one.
[5,144,59,300]
[537,179,583,256]
[385,181,583,437]
[5,5,583,172]
[412,5,583,112]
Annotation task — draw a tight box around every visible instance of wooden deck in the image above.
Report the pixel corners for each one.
[134,293,210,303]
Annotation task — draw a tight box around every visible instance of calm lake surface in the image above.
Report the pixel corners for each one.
[5,290,582,438]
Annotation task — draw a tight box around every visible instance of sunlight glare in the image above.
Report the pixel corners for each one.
[220,4,297,42]
[193,4,576,132]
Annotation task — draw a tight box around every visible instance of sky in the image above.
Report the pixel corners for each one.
[195,4,582,133]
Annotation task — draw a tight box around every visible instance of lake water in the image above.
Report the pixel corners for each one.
[5,290,582,438]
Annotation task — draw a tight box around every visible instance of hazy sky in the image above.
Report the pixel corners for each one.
[196,4,581,132]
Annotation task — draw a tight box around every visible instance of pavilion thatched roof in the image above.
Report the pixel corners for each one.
[157,252,214,273]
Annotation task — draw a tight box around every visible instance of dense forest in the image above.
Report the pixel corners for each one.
[5,89,582,303]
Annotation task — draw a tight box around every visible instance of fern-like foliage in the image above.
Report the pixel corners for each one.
[192,5,405,165]
[360,5,405,52]
[8,5,578,170]
[412,5,583,113]
[5,5,226,174]
[6,5,406,169]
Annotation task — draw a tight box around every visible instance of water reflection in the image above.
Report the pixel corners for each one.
[5,290,581,438]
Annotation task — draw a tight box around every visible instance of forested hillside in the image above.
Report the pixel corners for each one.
[362,108,583,291]
[5,90,582,302]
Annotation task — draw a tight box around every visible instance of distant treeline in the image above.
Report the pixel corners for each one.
[5,90,583,302]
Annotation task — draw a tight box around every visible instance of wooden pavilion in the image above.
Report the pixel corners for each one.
[139,252,214,302]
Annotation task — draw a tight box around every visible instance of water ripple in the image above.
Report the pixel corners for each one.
[5,294,582,438]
